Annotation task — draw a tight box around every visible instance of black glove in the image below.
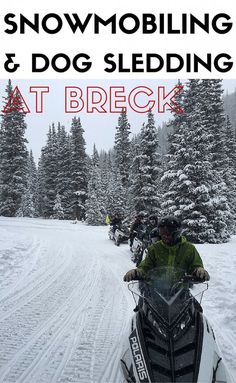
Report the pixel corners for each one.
[123,268,145,282]
[194,267,210,281]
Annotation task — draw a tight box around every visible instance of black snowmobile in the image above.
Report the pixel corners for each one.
[113,223,130,246]
[109,223,130,246]
[121,267,233,383]
[131,229,147,266]
[131,228,159,267]
[108,225,116,241]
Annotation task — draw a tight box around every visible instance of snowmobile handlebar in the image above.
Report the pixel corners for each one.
[129,272,208,284]
[169,274,209,296]
[181,274,209,284]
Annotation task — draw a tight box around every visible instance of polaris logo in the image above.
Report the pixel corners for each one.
[130,333,149,381]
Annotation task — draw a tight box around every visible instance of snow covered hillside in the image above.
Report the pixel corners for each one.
[0,217,235,383]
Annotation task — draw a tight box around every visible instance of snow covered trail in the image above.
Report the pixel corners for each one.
[0,218,134,383]
[0,217,235,383]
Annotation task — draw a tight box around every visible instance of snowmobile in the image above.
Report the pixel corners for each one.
[108,225,116,241]
[121,267,233,383]
[131,231,148,266]
[131,228,159,266]
[113,223,130,246]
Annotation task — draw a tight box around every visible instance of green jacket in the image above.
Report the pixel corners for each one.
[138,236,203,275]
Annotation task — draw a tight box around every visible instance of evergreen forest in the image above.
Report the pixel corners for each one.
[0,79,235,243]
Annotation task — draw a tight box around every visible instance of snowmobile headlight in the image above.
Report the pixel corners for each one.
[147,310,168,338]
[172,311,192,339]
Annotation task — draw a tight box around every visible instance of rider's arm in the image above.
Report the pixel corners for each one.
[186,244,204,273]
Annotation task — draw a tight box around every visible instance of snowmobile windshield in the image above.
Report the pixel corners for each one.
[141,267,193,325]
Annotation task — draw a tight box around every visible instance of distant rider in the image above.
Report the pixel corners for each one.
[110,212,122,234]
[124,216,210,282]
[144,214,160,245]
[129,213,146,249]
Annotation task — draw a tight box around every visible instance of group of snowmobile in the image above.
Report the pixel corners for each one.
[108,213,234,383]
[108,213,158,266]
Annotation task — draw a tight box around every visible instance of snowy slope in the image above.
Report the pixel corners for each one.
[0,217,235,383]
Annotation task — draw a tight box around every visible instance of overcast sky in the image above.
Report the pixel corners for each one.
[0,79,235,162]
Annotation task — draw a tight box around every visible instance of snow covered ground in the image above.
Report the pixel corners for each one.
[0,217,235,383]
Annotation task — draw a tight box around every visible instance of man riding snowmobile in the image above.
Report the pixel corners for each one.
[124,215,209,283]
[129,213,146,250]
[131,214,159,266]
[108,212,123,241]
[109,212,123,233]
[121,217,233,382]
[144,214,160,245]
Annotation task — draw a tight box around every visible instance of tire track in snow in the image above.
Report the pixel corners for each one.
[54,250,133,383]
[0,221,135,383]
[9,266,100,383]
[0,235,40,301]
[34,253,108,383]
[39,244,133,383]
[0,242,88,382]
[0,244,69,322]
[92,264,133,383]
[0,239,108,383]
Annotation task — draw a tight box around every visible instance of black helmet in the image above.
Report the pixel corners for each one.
[148,214,158,223]
[158,215,181,228]
[136,212,145,220]
[158,216,181,242]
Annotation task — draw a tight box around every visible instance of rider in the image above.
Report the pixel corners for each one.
[110,212,122,233]
[124,215,210,282]
[129,213,146,249]
[144,214,160,245]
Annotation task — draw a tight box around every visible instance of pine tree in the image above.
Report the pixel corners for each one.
[53,193,64,219]
[106,171,125,217]
[92,144,99,167]
[100,150,117,218]
[17,189,35,217]
[37,149,48,218]
[69,117,88,220]
[161,80,187,215]
[139,111,161,214]
[162,80,230,243]
[17,150,38,217]
[99,150,111,220]
[207,80,228,173]
[85,192,103,225]
[198,80,230,242]
[27,150,39,216]
[85,171,103,225]
[85,145,104,225]
[37,124,58,218]
[0,80,28,216]
[129,111,161,216]
[224,115,236,233]
[127,134,142,217]
[114,110,131,189]
[56,123,71,218]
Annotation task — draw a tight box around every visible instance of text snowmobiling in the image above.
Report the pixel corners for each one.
[121,267,233,383]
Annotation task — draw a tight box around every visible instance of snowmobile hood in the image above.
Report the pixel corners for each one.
[121,267,233,383]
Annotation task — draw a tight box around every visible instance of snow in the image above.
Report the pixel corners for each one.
[0,217,235,383]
